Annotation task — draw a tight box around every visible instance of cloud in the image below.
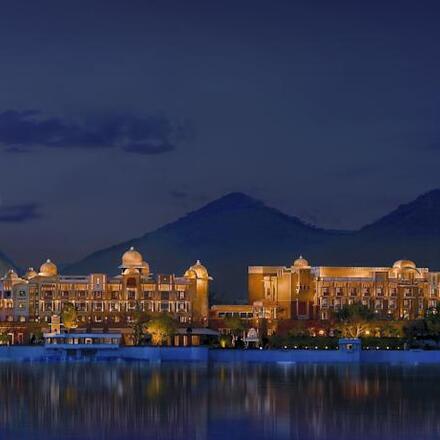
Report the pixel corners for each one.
[0,203,41,223]
[0,110,187,155]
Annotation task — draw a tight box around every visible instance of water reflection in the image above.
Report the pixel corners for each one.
[0,362,439,439]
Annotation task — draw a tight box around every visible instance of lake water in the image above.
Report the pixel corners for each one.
[1,362,439,440]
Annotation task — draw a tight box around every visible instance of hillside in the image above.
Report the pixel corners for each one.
[64,192,344,301]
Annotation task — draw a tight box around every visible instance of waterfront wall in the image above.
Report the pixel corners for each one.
[96,347,209,362]
[2,346,440,364]
[361,350,440,364]
[210,348,359,363]
[0,346,209,362]
[0,346,46,361]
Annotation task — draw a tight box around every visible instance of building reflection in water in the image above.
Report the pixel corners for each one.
[0,362,439,439]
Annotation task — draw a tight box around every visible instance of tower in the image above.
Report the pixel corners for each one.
[184,260,211,326]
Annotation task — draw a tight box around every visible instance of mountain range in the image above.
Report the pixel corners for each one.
[3,189,440,302]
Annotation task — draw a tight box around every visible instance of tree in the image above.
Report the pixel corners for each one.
[61,302,78,332]
[223,316,246,347]
[0,333,9,345]
[403,319,427,339]
[425,305,440,337]
[131,310,151,346]
[145,314,177,346]
[377,321,403,338]
[287,321,307,337]
[28,321,44,344]
[334,303,374,338]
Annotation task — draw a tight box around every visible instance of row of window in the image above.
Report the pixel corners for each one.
[320,287,426,297]
[320,297,429,309]
[38,300,189,313]
[216,312,254,319]
[0,314,190,324]
[29,290,187,300]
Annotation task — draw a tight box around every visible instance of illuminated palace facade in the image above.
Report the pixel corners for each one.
[211,257,440,331]
[0,247,210,340]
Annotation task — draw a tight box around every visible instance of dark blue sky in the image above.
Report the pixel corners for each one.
[0,0,439,267]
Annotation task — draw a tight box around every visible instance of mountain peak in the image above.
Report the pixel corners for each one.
[411,188,440,204]
[361,188,440,235]
[196,192,264,213]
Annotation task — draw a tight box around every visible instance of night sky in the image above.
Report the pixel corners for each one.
[0,0,439,267]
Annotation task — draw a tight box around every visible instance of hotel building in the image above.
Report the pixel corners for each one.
[0,247,210,342]
[211,257,440,332]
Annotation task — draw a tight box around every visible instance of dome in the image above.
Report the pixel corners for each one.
[393,260,416,270]
[120,246,144,268]
[140,261,150,275]
[293,255,310,268]
[5,269,19,280]
[39,259,58,277]
[24,267,38,279]
[185,260,209,279]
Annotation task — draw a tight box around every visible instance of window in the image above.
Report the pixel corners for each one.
[109,302,119,312]
[93,302,103,312]
[161,302,170,312]
[76,302,87,312]
[128,302,136,311]
[178,291,185,300]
